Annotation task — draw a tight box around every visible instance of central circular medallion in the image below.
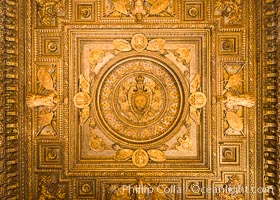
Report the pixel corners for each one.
[95,53,187,145]
[113,73,166,126]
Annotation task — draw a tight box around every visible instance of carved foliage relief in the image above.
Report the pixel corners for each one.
[72,33,207,170]
[103,0,176,22]
[20,0,266,199]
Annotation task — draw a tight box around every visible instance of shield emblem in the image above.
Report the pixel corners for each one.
[131,92,150,116]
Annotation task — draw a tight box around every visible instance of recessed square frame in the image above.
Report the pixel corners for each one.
[64,29,215,177]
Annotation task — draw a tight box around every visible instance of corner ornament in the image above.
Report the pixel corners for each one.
[215,0,242,25]
[175,124,192,151]
[35,0,64,25]
[38,176,66,200]
[73,75,92,126]
[89,127,106,152]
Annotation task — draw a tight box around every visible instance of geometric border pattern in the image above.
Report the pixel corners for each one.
[0,0,19,199]
[261,0,279,198]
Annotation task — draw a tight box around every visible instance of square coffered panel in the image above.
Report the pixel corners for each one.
[68,30,212,173]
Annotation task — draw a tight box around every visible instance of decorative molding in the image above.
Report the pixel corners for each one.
[0,0,19,199]
[0,0,278,199]
[262,0,279,199]
[278,1,280,197]
[183,2,205,21]
[76,179,96,198]
[75,3,95,22]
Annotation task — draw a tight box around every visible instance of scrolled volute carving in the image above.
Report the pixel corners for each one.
[174,48,191,66]
[175,134,192,152]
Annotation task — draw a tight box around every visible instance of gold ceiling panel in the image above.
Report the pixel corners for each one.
[0,0,279,199]
[68,31,210,174]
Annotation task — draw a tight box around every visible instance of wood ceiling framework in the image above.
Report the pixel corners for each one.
[0,0,279,199]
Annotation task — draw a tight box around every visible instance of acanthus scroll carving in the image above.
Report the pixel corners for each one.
[104,0,174,23]
[88,34,167,81]
[89,127,107,152]
[36,0,64,25]
[38,176,66,200]
[175,123,192,151]
[174,48,191,66]
[215,0,242,25]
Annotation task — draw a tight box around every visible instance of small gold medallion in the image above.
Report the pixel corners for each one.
[132,148,149,167]
[73,92,92,109]
[131,34,148,52]
[188,92,207,109]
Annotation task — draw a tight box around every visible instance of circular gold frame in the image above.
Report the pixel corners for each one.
[92,51,189,148]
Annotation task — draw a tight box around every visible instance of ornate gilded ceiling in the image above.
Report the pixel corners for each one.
[0,0,279,199]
